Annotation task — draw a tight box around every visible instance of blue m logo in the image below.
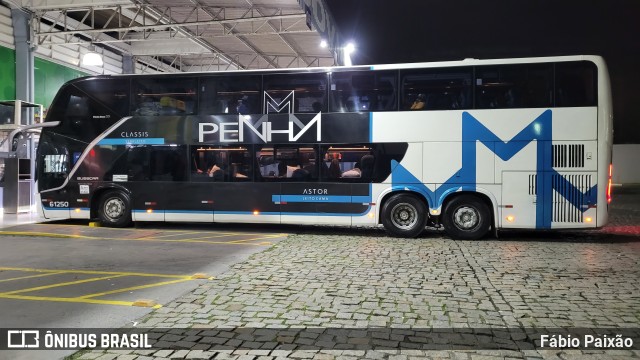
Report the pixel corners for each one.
[391,110,597,229]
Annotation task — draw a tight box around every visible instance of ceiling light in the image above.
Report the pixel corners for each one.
[82,45,103,66]
[320,39,328,48]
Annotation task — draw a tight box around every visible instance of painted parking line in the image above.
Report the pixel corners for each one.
[0,293,155,308]
[78,278,192,299]
[0,267,202,308]
[0,267,194,278]
[228,233,288,244]
[0,231,95,239]
[134,231,214,240]
[1,274,128,295]
[0,230,283,246]
[0,271,66,283]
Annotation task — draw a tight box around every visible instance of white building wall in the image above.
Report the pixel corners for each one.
[613,144,640,184]
[0,5,14,47]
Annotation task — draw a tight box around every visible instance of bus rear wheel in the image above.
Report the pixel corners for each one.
[442,195,490,240]
[381,193,428,238]
[98,190,132,227]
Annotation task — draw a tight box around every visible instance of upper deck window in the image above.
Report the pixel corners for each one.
[555,61,597,107]
[74,78,130,118]
[263,73,327,113]
[330,71,397,112]
[199,75,261,115]
[132,77,197,116]
[475,64,553,109]
[402,67,472,111]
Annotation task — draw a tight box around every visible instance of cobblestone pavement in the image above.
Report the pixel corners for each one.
[73,190,640,360]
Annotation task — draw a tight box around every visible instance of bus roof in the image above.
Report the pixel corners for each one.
[67,54,605,84]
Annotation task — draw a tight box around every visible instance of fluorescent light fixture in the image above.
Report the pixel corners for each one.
[82,45,103,66]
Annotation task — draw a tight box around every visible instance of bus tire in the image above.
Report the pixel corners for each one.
[442,195,490,240]
[381,193,428,238]
[98,190,132,228]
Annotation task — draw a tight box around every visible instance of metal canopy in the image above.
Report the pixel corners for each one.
[12,0,339,72]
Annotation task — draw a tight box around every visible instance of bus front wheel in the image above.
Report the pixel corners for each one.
[442,195,490,240]
[98,190,132,227]
[381,193,428,238]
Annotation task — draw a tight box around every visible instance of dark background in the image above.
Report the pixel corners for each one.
[324,0,640,144]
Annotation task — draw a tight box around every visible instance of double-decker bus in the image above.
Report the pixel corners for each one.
[36,55,613,239]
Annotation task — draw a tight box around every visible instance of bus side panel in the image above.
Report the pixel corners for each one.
[280,183,355,226]
[40,190,71,220]
[213,183,280,224]
[130,182,165,222]
[164,183,214,223]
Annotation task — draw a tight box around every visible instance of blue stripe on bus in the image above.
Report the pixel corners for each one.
[133,210,370,217]
[272,195,372,203]
[160,210,213,214]
[98,138,165,145]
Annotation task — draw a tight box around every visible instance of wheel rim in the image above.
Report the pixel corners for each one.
[453,206,479,230]
[390,202,419,230]
[104,197,125,221]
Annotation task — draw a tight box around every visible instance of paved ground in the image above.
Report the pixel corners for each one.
[61,189,640,360]
[0,224,286,360]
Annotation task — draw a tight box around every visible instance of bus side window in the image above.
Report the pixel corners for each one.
[199,76,261,115]
[330,71,397,112]
[401,67,472,111]
[319,143,408,183]
[264,74,327,113]
[555,61,597,107]
[132,78,197,116]
[475,64,552,109]
[74,78,130,118]
[256,146,318,181]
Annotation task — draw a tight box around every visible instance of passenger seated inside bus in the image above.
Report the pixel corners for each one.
[207,164,224,181]
[410,94,426,110]
[341,162,361,178]
[328,159,342,179]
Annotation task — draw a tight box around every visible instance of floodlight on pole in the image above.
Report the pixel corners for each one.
[343,42,355,67]
[82,45,103,66]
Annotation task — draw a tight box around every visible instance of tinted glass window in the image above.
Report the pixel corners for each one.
[199,76,261,115]
[402,67,472,111]
[107,145,187,182]
[264,73,327,113]
[45,85,121,141]
[475,64,553,109]
[74,78,130,117]
[257,145,319,181]
[190,145,252,182]
[132,78,197,115]
[555,61,597,107]
[330,71,397,112]
[319,143,408,183]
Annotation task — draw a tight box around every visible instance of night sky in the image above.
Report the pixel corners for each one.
[324,0,640,144]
